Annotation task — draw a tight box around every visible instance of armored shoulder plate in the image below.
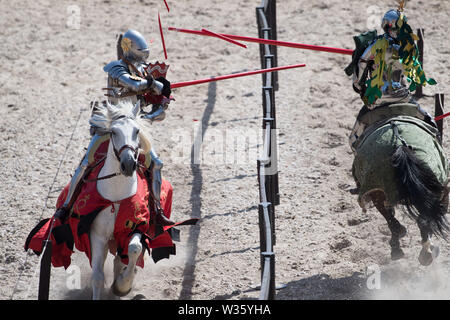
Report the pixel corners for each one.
[103,59,130,79]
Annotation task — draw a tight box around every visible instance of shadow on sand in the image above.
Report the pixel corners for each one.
[275,272,371,300]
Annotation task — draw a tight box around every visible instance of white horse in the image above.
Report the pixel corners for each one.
[88,100,152,299]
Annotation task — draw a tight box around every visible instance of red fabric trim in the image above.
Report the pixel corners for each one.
[25,218,73,269]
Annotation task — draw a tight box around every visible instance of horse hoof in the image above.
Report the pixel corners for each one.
[418,252,432,266]
[418,250,432,266]
[418,245,439,266]
[391,247,405,260]
[111,280,132,297]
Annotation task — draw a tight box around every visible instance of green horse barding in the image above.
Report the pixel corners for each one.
[353,104,449,265]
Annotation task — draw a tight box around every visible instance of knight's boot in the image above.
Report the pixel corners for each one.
[149,148,175,226]
[56,132,104,222]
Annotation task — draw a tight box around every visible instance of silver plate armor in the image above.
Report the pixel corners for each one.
[149,148,164,209]
[104,60,163,105]
[104,29,164,104]
[121,29,150,64]
[382,9,401,39]
[61,29,168,212]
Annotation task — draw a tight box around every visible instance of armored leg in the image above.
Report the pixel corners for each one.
[150,148,163,208]
[57,132,104,221]
[148,148,174,226]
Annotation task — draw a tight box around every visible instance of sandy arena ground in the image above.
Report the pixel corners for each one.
[0,0,449,300]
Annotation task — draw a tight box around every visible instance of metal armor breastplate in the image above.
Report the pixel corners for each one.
[104,60,148,104]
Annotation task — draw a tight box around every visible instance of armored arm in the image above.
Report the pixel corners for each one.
[118,73,152,92]
[118,72,165,95]
[104,60,164,94]
[352,42,375,94]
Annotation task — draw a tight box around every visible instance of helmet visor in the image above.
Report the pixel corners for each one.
[138,48,150,61]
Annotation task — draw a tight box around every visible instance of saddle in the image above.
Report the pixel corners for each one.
[351,102,438,151]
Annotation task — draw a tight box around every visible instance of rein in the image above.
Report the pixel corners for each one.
[83,171,122,183]
[82,156,122,183]
[83,160,146,183]
[82,136,140,183]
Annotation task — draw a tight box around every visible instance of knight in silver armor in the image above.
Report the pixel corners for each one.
[57,29,174,225]
[348,9,435,151]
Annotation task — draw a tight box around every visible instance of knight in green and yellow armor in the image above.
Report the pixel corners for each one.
[346,8,437,151]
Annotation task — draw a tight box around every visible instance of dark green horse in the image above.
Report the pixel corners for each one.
[352,103,449,266]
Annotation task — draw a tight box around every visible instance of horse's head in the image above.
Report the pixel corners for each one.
[91,100,152,177]
[110,116,140,177]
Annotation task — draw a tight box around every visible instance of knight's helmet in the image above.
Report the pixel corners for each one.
[117,29,150,64]
[381,9,401,39]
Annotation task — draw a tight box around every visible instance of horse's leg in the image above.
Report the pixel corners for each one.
[371,191,407,260]
[111,232,142,296]
[416,186,447,266]
[113,253,126,284]
[418,188,449,266]
[417,219,439,266]
[90,231,109,300]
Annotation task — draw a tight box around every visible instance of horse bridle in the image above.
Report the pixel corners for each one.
[83,130,141,183]
[111,136,139,163]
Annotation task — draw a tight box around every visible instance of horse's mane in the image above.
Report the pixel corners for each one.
[90,100,152,153]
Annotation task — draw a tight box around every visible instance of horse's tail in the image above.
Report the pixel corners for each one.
[392,144,449,238]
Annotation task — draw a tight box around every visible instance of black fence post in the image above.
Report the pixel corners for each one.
[258,201,267,275]
[256,0,279,301]
[257,160,265,266]
[435,93,444,142]
[269,107,280,207]
[267,0,278,91]
[256,7,266,70]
